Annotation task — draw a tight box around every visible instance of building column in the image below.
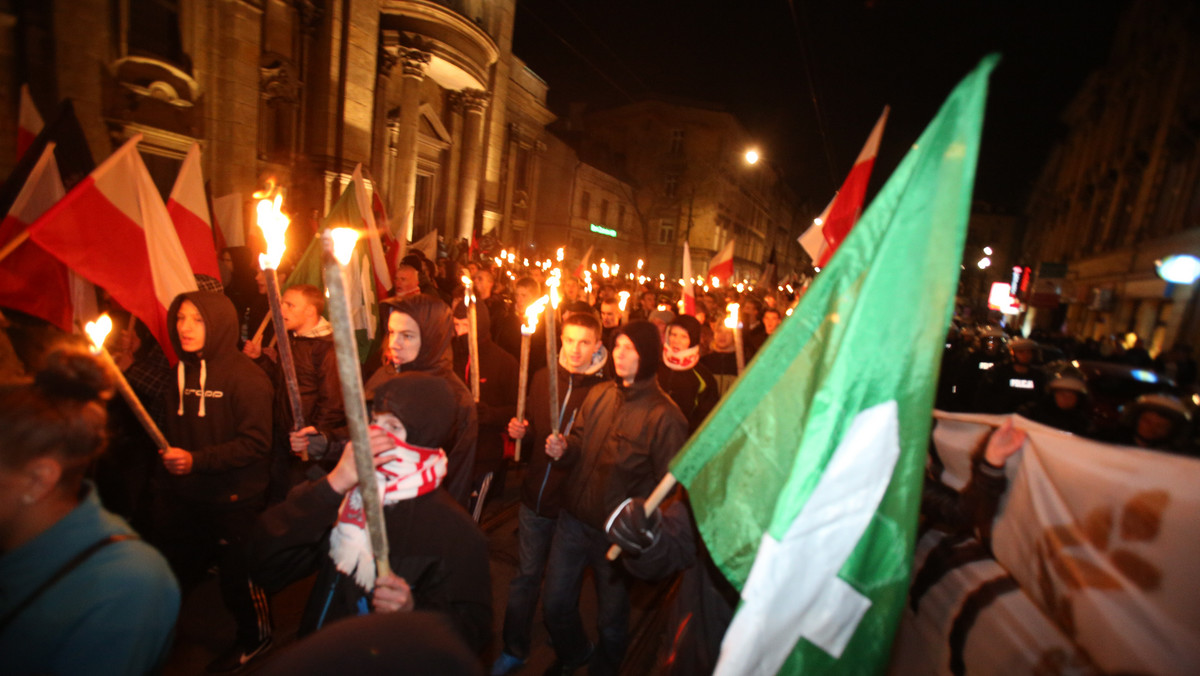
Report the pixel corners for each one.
[455,88,489,243]
[443,92,465,241]
[371,35,399,199]
[389,45,431,242]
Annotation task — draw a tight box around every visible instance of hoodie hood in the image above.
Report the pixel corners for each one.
[452,295,493,345]
[615,320,662,382]
[385,294,454,375]
[168,290,240,364]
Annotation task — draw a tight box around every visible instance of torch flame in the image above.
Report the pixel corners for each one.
[556,247,564,262]
[329,228,359,266]
[85,314,114,353]
[522,296,549,335]
[724,303,740,330]
[618,290,630,312]
[256,191,290,270]
[547,275,561,309]
[461,275,473,306]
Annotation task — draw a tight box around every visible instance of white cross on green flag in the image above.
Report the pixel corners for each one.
[669,55,998,675]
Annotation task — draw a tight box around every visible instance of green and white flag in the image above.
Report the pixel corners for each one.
[287,173,381,361]
[670,55,997,675]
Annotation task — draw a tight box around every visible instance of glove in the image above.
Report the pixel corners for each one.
[604,498,661,555]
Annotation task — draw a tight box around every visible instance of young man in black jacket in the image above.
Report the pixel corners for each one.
[542,321,688,676]
[156,290,276,671]
[492,312,609,675]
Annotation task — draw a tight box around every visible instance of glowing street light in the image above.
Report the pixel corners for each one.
[1156,254,1200,284]
[744,149,760,165]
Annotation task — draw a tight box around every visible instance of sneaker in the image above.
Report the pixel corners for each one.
[491,652,526,675]
[206,636,273,673]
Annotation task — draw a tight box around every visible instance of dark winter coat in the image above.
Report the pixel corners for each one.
[519,349,609,518]
[452,300,518,483]
[248,479,492,652]
[163,291,274,506]
[658,362,720,434]
[558,376,688,531]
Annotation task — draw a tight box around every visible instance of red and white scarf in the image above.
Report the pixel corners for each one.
[662,344,700,371]
[329,426,447,590]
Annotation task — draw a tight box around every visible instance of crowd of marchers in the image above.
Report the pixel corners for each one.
[0,238,797,676]
[2,239,1197,676]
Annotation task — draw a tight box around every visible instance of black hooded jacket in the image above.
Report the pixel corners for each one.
[164,291,274,506]
[374,294,478,506]
[452,300,518,482]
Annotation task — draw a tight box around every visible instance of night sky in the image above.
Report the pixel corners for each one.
[513,0,1126,215]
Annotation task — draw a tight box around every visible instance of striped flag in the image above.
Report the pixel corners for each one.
[28,135,198,361]
[817,107,889,267]
[16,85,44,160]
[166,143,220,278]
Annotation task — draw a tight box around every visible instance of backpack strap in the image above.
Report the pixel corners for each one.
[0,533,138,634]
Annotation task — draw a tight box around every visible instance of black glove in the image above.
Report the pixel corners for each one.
[604,498,661,555]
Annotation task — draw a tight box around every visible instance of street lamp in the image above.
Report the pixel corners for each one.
[744,149,760,165]
[1156,254,1200,284]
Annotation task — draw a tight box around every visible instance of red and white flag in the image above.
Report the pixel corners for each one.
[818,107,889,267]
[16,85,44,161]
[0,144,96,331]
[166,143,220,279]
[573,245,594,279]
[352,164,393,297]
[681,240,696,315]
[28,135,198,361]
[708,238,735,286]
[798,195,835,265]
[211,193,245,249]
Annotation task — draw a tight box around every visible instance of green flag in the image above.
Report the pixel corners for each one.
[286,181,381,361]
[670,55,997,675]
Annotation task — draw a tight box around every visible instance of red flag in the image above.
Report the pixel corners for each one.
[16,85,44,161]
[681,240,696,315]
[708,238,735,285]
[351,164,393,297]
[166,143,220,278]
[0,144,73,330]
[28,135,198,361]
[818,107,889,267]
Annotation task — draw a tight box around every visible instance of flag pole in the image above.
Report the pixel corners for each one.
[323,228,392,579]
[0,229,31,265]
[606,472,678,560]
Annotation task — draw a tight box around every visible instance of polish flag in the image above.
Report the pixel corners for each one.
[681,240,696,315]
[166,143,220,279]
[16,85,44,161]
[798,196,834,265]
[818,107,889,267]
[28,135,198,361]
[573,245,594,279]
[0,144,74,331]
[708,238,735,285]
[351,164,394,296]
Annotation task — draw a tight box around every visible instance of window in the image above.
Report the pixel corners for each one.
[659,220,676,245]
[664,175,678,199]
[579,191,591,219]
[669,129,685,155]
[618,204,626,229]
[600,198,610,226]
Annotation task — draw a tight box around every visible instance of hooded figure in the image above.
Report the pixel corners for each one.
[659,315,720,434]
[540,320,688,674]
[368,294,478,506]
[451,298,518,500]
[163,290,274,505]
[158,290,275,669]
[249,373,492,652]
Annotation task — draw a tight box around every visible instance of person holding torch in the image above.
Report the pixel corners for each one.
[154,290,276,672]
[493,311,610,676]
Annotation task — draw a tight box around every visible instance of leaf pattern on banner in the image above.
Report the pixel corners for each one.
[1034,487,1170,640]
[1119,490,1168,542]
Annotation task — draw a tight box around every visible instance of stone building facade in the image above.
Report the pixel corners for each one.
[564,100,809,282]
[1,0,553,254]
[1021,0,1200,353]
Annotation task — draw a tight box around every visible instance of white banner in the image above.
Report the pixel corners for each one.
[895,412,1200,675]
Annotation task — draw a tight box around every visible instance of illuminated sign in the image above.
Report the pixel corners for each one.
[978,361,994,370]
[590,223,617,238]
[988,282,1020,315]
[1009,378,1035,390]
